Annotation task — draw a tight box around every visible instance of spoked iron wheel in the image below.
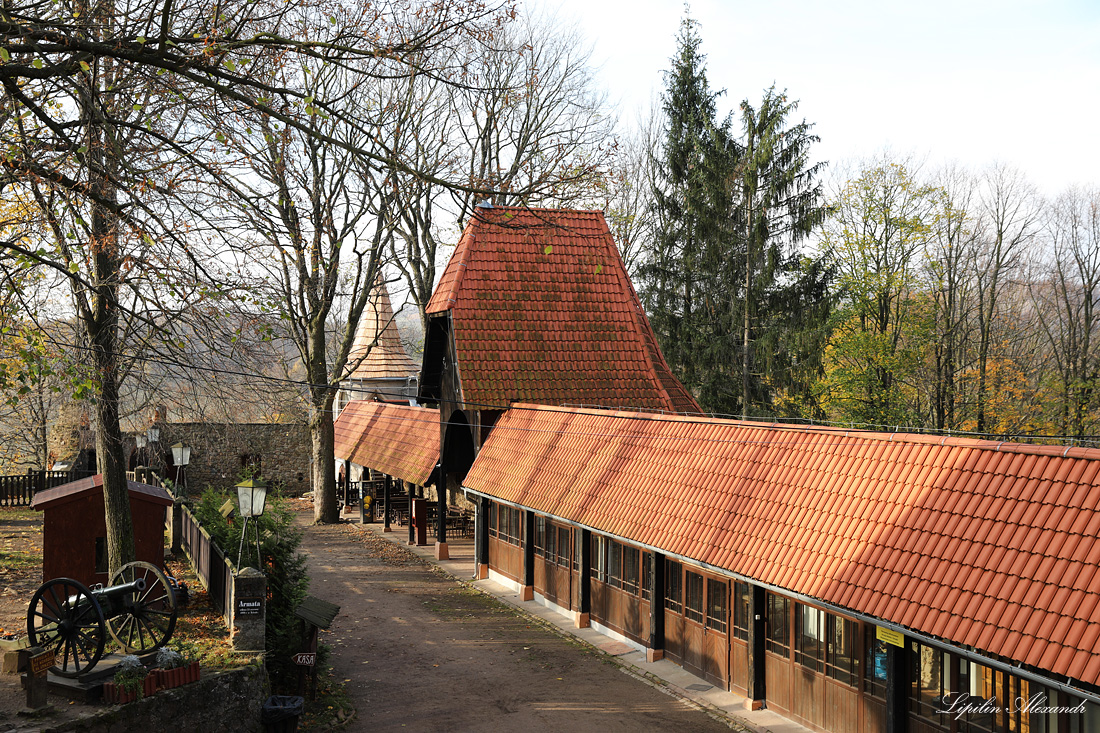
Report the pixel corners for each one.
[106,561,178,654]
[26,578,106,677]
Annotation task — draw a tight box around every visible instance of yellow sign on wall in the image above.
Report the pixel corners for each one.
[876,626,905,648]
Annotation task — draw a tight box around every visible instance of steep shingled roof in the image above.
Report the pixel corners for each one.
[333,400,439,485]
[346,278,419,382]
[463,404,1100,689]
[426,207,699,414]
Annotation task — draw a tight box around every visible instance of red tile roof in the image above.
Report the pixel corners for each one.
[333,400,439,486]
[426,207,699,414]
[463,404,1100,688]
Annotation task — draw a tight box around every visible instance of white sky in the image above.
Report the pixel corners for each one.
[538,0,1100,196]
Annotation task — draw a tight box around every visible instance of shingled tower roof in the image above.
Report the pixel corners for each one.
[426,207,699,414]
[346,277,419,382]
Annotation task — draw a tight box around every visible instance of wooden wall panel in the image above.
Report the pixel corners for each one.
[824,680,859,733]
[765,653,791,713]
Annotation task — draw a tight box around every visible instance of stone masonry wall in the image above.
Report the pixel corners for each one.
[155,423,310,497]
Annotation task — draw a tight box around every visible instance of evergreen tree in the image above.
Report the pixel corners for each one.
[735,87,831,417]
[641,18,832,417]
[640,16,738,408]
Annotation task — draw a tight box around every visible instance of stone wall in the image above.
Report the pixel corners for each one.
[39,664,268,733]
[154,423,310,497]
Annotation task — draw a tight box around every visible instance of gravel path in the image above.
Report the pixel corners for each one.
[301,517,733,732]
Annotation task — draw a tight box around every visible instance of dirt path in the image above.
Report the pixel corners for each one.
[301,516,733,733]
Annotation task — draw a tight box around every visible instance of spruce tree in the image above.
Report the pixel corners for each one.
[641,19,833,418]
[640,16,738,408]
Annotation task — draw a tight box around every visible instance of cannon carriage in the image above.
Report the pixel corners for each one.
[26,561,178,677]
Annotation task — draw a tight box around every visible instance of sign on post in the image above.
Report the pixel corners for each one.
[29,648,55,677]
[292,652,316,667]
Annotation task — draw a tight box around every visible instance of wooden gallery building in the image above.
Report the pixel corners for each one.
[336,206,1100,732]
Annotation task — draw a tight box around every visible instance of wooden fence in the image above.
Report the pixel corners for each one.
[0,470,91,507]
[178,502,235,625]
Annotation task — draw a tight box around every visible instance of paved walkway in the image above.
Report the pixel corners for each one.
[357,521,811,733]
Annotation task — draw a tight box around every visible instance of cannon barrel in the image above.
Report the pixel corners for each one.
[68,577,146,608]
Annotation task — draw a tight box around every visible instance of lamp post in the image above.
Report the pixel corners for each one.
[171,442,191,498]
[235,478,268,570]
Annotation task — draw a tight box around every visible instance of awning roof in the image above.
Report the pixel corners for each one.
[333,400,439,486]
[463,403,1100,690]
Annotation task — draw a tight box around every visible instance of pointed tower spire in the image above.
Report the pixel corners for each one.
[346,276,419,382]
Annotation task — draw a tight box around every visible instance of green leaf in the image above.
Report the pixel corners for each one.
[136,35,146,44]
[68,261,79,273]
[32,58,43,69]
[595,264,603,274]
[543,245,552,255]
[0,49,10,62]
[133,103,142,111]
[225,59,236,71]
[77,145,87,153]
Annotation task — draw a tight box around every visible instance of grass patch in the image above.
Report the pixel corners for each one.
[0,550,37,571]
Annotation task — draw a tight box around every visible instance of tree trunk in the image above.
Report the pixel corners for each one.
[311,407,339,524]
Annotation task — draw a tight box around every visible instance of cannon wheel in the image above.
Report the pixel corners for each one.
[106,561,178,654]
[27,578,106,677]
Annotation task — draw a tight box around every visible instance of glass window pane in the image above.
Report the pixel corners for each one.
[623,546,639,594]
[706,579,727,633]
[733,582,751,641]
[766,594,790,655]
[665,559,682,613]
[685,571,704,623]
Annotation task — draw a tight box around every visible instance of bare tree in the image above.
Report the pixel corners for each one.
[1033,187,1100,438]
[0,0,513,565]
[387,10,616,331]
[972,164,1041,432]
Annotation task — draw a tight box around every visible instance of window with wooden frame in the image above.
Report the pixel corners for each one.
[607,540,623,588]
[684,571,704,624]
[765,593,790,655]
[732,581,751,641]
[795,604,826,672]
[497,505,522,546]
[864,625,887,699]
[621,545,640,594]
[555,525,571,568]
[488,503,498,538]
[825,615,857,686]
[706,578,728,634]
[909,641,950,726]
[665,559,683,614]
[641,553,652,600]
[591,534,606,582]
[534,516,547,557]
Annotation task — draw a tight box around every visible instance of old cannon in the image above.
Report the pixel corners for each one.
[26,561,178,677]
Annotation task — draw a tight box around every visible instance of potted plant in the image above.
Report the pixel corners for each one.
[153,647,200,689]
[103,655,154,703]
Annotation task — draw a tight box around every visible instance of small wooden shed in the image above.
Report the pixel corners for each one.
[31,474,172,588]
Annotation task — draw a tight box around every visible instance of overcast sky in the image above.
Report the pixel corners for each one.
[538,0,1100,195]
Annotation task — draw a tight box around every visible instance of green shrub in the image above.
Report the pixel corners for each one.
[191,487,310,690]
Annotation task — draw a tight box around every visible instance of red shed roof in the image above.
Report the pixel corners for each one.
[426,207,699,414]
[333,400,440,486]
[463,404,1100,688]
[32,475,173,509]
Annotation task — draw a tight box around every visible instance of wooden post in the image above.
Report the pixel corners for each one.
[408,479,416,545]
[885,636,910,733]
[382,474,392,532]
[24,646,51,711]
[475,495,490,580]
[745,585,766,710]
[521,510,535,601]
[647,552,665,662]
[577,528,591,628]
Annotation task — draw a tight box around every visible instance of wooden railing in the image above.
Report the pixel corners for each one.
[0,470,91,506]
[178,502,235,625]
